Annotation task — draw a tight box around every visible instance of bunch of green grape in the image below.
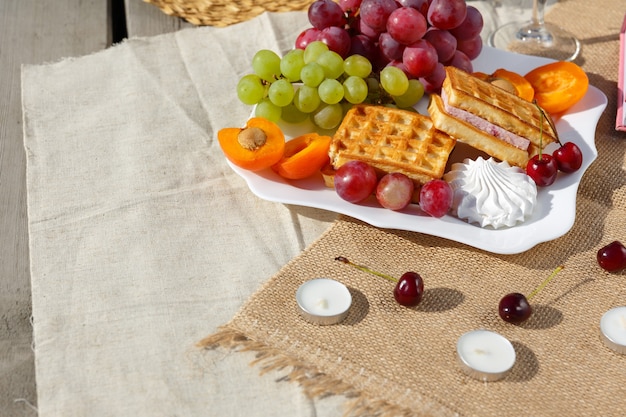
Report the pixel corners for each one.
[236,41,425,130]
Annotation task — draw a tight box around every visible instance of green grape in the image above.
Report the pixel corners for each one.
[300,62,325,87]
[392,79,425,108]
[318,79,344,104]
[312,103,343,130]
[303,41,329,64]
[293,85,321,113]
[280,49,305,82]
[344,55,373,78]
[380,66,410,97]
[343,76,368,104]
[268,78,295,107]
[252,49,282,82]
[255,98,282,123]
[281,103,309,124]
[236,74,266,105]
[316,50,344,80]
[366,77,380,92]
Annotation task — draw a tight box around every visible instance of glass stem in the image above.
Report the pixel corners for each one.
[532,0,547,26]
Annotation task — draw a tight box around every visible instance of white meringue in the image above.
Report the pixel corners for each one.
[443,157,537,229]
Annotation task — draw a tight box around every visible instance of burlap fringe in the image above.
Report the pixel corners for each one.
[198,326,419,417]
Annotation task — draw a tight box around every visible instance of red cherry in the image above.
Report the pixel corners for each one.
[526,153,558,186]
[597,241,626,272]
[393,272,424,306]
[553,142,583,173]
[498,292,532,324]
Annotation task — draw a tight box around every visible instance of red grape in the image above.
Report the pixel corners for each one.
[349,34,378,63]
[339,0,363,13]
[402,39,438,78]
[526,153,558,186]
[394,272,424,306]
[376,173,414,210]
[445,50,473,73]
[360,0,398,33]
[378,32,405,61]
[419,178,452,217]
[420,61,446,93]
[386,7,428,45]
[334,161,378,203]
[319,26,352,58]
[423,28,457,63]
[427,0,467,30]
[308,0,347,29]
[597,241,626,272]
[553,142,583,173]
[456,35,482,60]
[449,5,484,40]
[295,28,321,50]
[499,293,532,324]
[356,16,381,39]
[396,0,428,16]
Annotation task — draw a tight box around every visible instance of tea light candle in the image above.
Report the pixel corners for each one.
[600,306,626,354]
[296,278,352,325]
[456,330,516,382]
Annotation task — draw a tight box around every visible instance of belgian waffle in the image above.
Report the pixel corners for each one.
[430,66,558,167]
[329,105,457,187]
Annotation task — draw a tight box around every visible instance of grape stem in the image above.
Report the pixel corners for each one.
[334,256,398,283]
[527,265,564,301]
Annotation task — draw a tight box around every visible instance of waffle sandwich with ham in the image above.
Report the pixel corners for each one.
[327,104,456,199]
[428,66,558,168]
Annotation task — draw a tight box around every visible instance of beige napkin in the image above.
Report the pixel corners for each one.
[22,12,338,417]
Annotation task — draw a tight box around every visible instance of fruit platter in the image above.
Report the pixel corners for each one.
[218,0,608,255]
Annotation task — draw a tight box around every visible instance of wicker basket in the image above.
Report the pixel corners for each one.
[144,0,316,27]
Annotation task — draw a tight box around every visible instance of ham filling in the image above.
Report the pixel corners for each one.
[441,89,530,151]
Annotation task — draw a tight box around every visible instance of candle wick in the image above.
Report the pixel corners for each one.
[474,348,489,355]
[317,298,328,309]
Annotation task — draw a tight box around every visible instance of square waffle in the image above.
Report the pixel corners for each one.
[329,105,456,186]
[442,66,558,148]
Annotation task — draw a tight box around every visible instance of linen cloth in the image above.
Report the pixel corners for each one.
[22,12,340,417]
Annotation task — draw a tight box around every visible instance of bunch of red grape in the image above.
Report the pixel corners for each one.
[296,0,483,93]
[334,160,453,216]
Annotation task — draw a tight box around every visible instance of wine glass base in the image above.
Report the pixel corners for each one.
[488,20,581,62]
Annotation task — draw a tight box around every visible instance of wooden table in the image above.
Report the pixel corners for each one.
[0,2,190,415]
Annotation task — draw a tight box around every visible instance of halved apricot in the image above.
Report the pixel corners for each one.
[217,117,285,171]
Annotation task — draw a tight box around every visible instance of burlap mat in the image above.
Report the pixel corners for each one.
[143,0,316,26]
[201,1,626,416]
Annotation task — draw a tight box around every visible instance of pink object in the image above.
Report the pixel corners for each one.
[617,13,626,131]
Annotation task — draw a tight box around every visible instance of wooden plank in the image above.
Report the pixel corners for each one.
[0,1,109,416]
[125,0,194,38]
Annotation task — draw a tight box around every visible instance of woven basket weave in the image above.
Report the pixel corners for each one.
[144,0,316,27]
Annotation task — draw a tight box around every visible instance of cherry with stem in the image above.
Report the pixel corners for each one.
[499,265,564,324]
[526,101,558,186]
[335,256,424,306]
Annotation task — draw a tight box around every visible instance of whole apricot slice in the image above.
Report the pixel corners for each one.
[272,133,331,180]
[524,61,588,114]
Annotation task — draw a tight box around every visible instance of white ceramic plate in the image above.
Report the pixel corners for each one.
[227,46,608,254]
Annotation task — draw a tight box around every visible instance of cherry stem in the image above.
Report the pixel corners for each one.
[527,265,564,301]
[534,100,562,146]
[335,256,398,283]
